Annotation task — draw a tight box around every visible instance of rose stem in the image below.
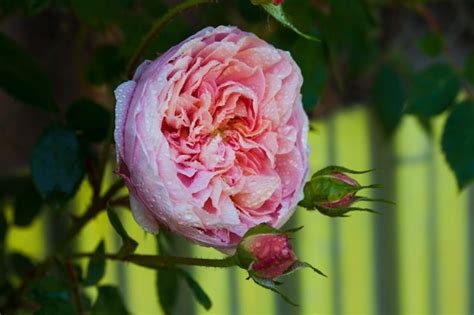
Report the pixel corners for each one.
[72,253,237,269]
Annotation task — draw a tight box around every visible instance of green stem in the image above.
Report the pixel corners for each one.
[73,253,236,269]
[126,0,215,78]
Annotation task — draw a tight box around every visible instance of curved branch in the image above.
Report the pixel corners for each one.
[126,0,216,78]
[72,252,236,269]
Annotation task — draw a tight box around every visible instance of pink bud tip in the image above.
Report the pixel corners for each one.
[331,172,359,187]
[273,0,283,5]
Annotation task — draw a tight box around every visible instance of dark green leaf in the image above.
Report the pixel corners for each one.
[417,32,444,57]
[406,63,460,117]
[0,32,57,112]
[261,3,318,41]
[157,268,180,315]
[86,46,126,85]
[371,64,406,135]
[31,125,85,202]
[291,38,326,111]
[179,270,212,310]
[26,275,74,315]
[13,180,43,226]
[91,285,128,315]
[107,207,138,257]
[84,240,106,287]
[441,100,474,189]
[464,53,474,86]
[9,252,35,278]
[66,99,111,143]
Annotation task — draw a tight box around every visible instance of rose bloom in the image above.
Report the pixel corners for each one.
[114,26,309,250]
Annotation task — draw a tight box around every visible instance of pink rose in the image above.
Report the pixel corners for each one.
[114,25,309,250]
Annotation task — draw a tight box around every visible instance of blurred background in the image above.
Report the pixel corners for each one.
[1,0,474,314]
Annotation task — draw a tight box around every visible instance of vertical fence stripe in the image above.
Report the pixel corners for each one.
[335,108,375,314]
[396,116,430,314]
[299,120,334,315]
[370,113,400,315]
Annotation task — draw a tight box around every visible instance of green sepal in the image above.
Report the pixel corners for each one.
[354,196,395,205]
[316,206,380,217]
[312,165,374,178]
[250,275,298,306]
[283,261,327,278]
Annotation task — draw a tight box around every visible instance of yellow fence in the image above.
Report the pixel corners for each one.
[6,106,473,315]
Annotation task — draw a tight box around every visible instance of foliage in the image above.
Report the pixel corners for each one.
[0,0,473,314]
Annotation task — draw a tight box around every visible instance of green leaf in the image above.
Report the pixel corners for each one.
[107,207,138,257]
[464,53,474,86]
[157,268,179,315]
[179,269,212,310]
[261,3,318,41]
[371,64,406,135]
[405,63,460,117]
[13,180,43,226]
[86,45,126,85]
[26,276,74,315]
[0,32,57,112]
[66,99,111,143]
[91,285,128,315]
[250,275,297,306]
[441,100,474,189]
[291,38,326,111]
[31,125,85,202]
[417,32,444,57]
[84,240,106,287]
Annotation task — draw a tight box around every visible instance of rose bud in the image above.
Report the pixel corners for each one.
[299,166,389,217]
[234,224,325,304]
[237,232,297,279]
[114,26,309,250]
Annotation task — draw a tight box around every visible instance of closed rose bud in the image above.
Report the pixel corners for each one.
[299,166,386,217]
[238,233,297,279]
[234,224,326,304]
[273,0,283,5]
